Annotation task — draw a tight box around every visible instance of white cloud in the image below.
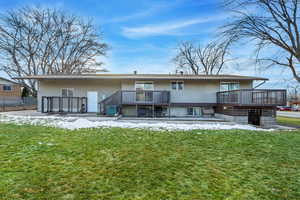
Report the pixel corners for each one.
[121,15,227,38]
[106,0,186,23]
[108,4,167,23]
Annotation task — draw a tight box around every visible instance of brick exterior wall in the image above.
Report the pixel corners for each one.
[0,84,21,97]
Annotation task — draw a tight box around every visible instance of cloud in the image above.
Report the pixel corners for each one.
[106,0,185,23]
[121,15,227,38]
[108,4,167,23]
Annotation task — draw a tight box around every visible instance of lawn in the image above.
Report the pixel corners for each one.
[277,116,300,127]
[0,124,299,200]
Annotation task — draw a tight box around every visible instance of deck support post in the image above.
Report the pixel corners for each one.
[152,94,154,118]
[136,104,138,117]
[58,97,62,112]
[77,97,79,113]
[152,104,154,118]
[50,97,53,112]
[41,97,44,113]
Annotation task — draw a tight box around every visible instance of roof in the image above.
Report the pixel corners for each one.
[14,74,268,81]
[0,77,19,84]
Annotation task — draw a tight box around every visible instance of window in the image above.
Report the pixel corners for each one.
[3,85,12,91]
[61,88,74,97]
[187,107,194,115]
[171,81,184,90]
[187,107,202,116]
[135,82,154,90]
[171,82,177,90]
[220,82,240,91]
[178,82,183,90]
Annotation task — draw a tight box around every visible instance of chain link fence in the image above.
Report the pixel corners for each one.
[0,96,37,112]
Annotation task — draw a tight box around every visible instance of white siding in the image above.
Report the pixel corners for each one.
[170,107,187,117]
[120,80,253,103]
[38,79,121,111]
[122,106,137,116]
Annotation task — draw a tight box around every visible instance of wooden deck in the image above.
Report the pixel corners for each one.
[216,89,286,107]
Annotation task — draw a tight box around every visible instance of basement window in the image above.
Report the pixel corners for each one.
[187,107,202,116]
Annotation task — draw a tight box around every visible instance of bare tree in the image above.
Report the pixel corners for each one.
[173,40,231,75]
[223,0,300,83]
[287,82,300,101]
[0,6,108,95]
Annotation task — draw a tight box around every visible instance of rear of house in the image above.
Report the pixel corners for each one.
[17,73,286,127]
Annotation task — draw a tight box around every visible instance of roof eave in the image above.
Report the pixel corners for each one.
[1,77,20,84]
[14,76,268,81]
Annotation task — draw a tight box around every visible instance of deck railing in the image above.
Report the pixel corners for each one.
[216,89,286,106]
[121,90,170,105]
[41,96,87,113]
[98,90,170,115]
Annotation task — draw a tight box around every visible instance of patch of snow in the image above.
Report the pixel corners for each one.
[38,142,55,146]
[0,113,274,131]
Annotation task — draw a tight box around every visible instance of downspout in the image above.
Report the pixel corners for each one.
[254,80,266,89]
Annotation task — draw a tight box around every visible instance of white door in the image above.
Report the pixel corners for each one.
[87,91,98,112]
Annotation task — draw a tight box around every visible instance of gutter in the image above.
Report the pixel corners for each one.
[13,76,268,81]
[254,80,266,89]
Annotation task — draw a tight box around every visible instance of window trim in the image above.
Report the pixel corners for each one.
[61,88,74,97]
[2,85,12,91]
[220,81,240,91]
[171,81,184,91]
[135,81,154,90]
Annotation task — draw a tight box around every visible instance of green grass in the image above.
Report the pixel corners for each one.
[277,116,300,127]
[0,124,300,200]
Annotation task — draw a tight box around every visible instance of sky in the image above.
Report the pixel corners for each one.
[0,0,295,88]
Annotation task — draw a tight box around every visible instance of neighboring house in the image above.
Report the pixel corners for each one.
[288,100,300,110]
[16,74,286,126]
[0,77,21,97]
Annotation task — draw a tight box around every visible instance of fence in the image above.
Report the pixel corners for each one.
[41,96,87,113]
[0,96,37,112]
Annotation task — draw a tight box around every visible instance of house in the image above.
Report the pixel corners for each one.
[16,73,286,126]
[0,77,22,97]
[287,100,300,110]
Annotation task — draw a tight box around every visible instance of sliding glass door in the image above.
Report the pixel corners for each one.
[135,81,154,102]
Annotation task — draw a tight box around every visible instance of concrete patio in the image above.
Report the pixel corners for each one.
[2,110,224,122]
[0,109,294,130]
